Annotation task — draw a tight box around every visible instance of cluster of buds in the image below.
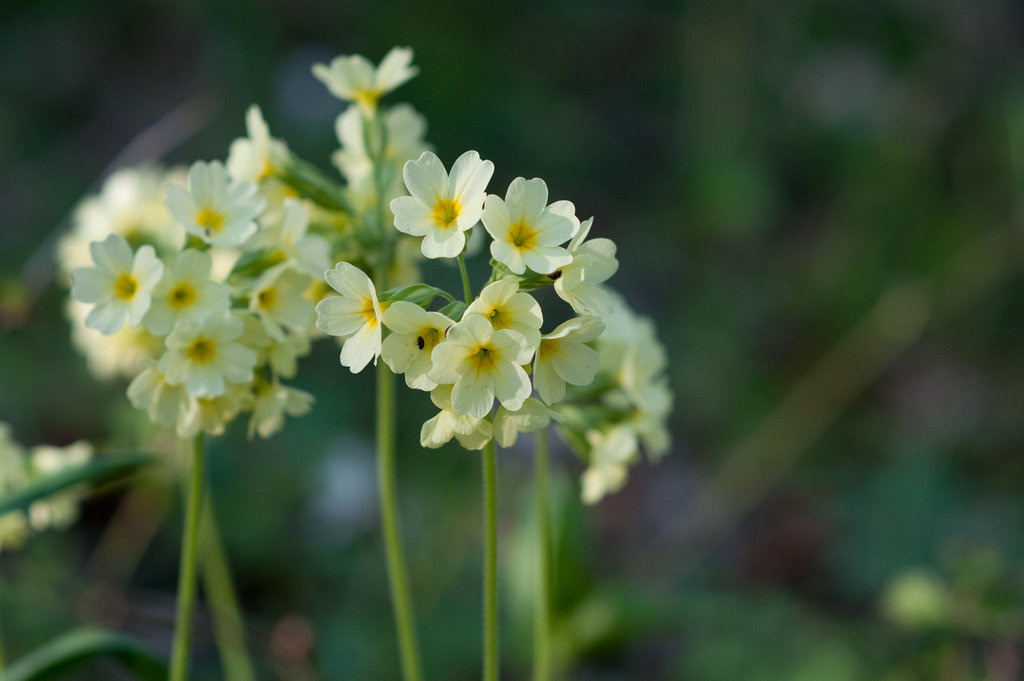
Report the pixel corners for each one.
[0,423,93,554]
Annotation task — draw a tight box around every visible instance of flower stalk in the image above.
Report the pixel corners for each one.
[169,434,206,681]
[533,427,552,681]
[482,439,499,681]
[200,498,256,681]
[377,357,425,681]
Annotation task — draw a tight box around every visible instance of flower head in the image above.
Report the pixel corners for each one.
[313,46,418,112]
[248,376,314,439]
[143,249,230,336]
[493,398,552,448]
[250,266,315,341]
[482,177,576,275]
[580,426,639,504]
[420,384,492,450]
[227,105,290,183]
[159,312,258,397]
[71,234,164,335]
[550,218,618,315]
[381,301,453,391]
[465,280,543,350]
[165,160,265,247]
[315,262,382,373]
[429,315,533,418]
[534,316,605,405]
[391,151,494,259]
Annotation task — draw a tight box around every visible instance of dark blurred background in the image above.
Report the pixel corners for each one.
[3,0,1024,679]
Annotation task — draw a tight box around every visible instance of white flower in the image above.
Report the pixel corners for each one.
[227,105,289,183]
[71,234,164,335]
[159,312,258,397]
[492,398,552,448]
[429,315,533,418]
[250,266,315,341]
[391,151,494,259]
[381,301,453,390]
[28,441,93,532]
[266,332,312,379]
[482,177,576,275]
[551,218,618,315]
[533,316,605,405]
[313,46,418,112]
[165,160,265,247]
[277,199,330,277]
[596,294,673,459]
[248,376,314,439]
[315,262,382,373]
[332,103,430,195]
[177,384,250,439]
[580,426,639,504]
[143,249,229,336]
[127,360,189,429]
[420,384,492,451]
[464,280,543,350]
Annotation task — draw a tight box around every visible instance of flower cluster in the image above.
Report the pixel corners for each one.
[0,423,93,555]
[59,45,671,501]
[60,109,335,439]
[309,47,672,502]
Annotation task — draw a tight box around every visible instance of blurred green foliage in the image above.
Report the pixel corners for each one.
[3,0,1024,679]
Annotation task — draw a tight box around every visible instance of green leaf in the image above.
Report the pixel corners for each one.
[1,628,167,681]
[277,157,354,214]
[380,283,455,306]
[439,300,467,320]
[0,453,156,517]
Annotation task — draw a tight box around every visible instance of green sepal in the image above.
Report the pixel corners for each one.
[227,247,286,282]
[439,300,468,320]
[277,156,354,214]
[380,283,455,307]
[0,453,156,517]
[0,628,168,681]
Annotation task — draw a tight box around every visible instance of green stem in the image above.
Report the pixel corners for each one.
[377,359,425,681]
[200,499,256,681]
[533,428,552,681]
[457,254,473,304]
[0,581,6,675]
[169,434,206,681]
[482,440,499,681]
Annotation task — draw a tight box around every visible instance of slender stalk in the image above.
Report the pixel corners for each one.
[482,440,499,681]
[0,583,6,675]
[457,254,473,304]
[169,434,206,681]
[200,499,256,681]
[377,359,424,681]
[533,428,552,681]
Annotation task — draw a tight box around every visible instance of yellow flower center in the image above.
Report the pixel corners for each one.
[362,298,379,327]
[168,283,196,310]
[507,222,538,251]
[416,326,442,352]
[486,306,510,331]
[431,198,460,229]
[196,208,225,234]
[469,344,497,372]
[186,337,216,364]
[113,273,138,301]
[257,287,276,310]
[355,89,381,110]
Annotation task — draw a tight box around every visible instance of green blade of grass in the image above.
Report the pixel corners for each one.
[0,453,156,517]
[1,628,167,681]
